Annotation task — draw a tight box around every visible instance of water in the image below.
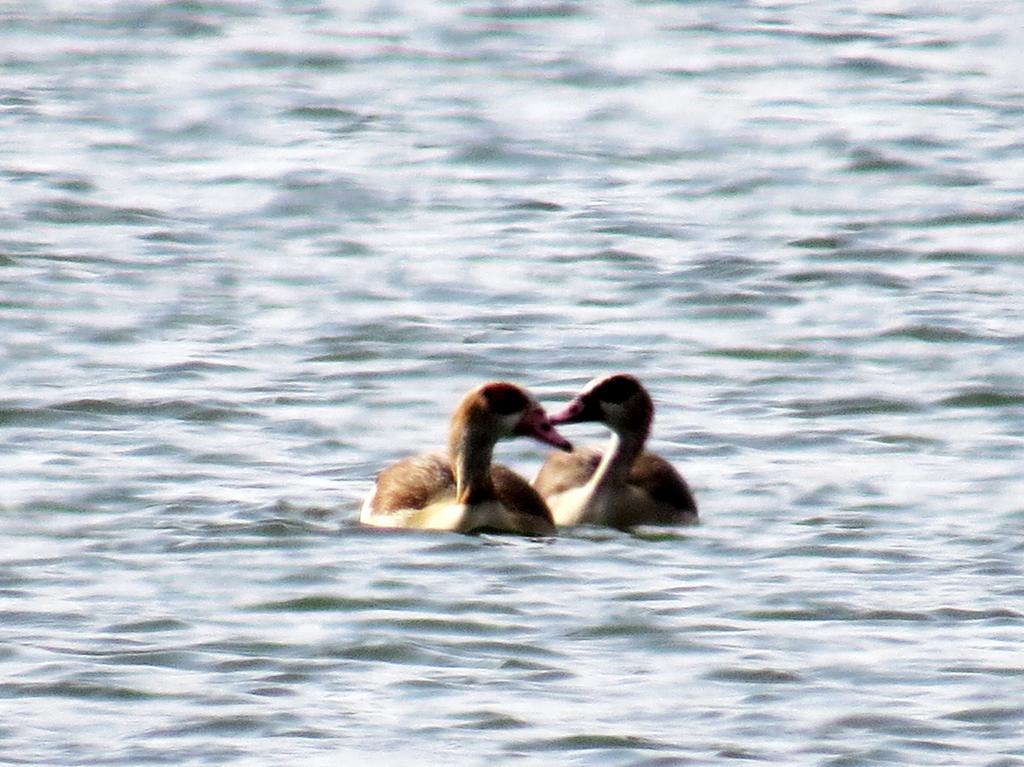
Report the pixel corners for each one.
[2,1,1023,764]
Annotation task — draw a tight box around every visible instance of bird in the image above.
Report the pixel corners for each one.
[360,381,572,535]
[533,373,697,529]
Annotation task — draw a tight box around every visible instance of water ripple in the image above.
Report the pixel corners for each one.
[3,1,1024,764]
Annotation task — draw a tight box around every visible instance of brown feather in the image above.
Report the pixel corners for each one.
[533,448,602,499]
[490,464,554,523]
[629,452,698,521]
[370,452,553,524]
[367,452,455,514]
[534,446,697,524]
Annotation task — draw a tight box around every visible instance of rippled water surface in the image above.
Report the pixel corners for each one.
[3,1,1024,764]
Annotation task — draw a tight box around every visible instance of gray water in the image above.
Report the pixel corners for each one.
[2,1,1024,765]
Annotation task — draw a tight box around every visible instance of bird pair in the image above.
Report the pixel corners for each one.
[360,374,697,536]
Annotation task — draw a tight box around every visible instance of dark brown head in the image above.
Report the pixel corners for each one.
[548,373,654,437]
[454,381,572,452]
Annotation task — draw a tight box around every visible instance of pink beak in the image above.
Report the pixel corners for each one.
[547,398,586,425]
[516,407,572,452]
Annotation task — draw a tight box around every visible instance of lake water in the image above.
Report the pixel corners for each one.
[2,1,1023,764]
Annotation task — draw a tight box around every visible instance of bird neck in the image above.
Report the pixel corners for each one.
[588,423,648,492]
[450,425,497,505]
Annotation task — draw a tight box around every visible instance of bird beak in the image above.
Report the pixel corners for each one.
[547,394,596,425]
[515,407,572,452]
